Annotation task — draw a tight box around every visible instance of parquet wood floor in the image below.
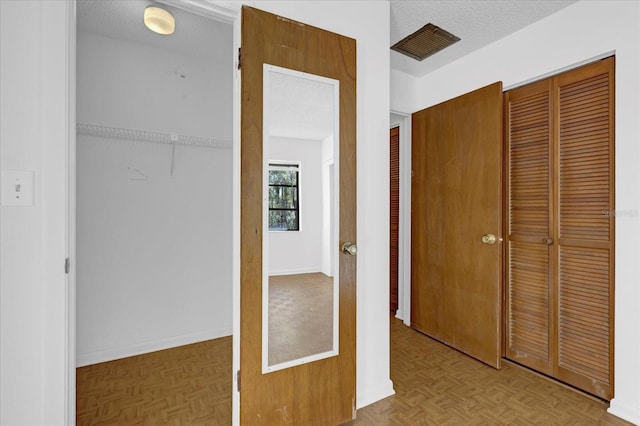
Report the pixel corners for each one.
[76,317,630,425]
[269,273,333,366]
[345,318,630,426]
[76,337,232,425]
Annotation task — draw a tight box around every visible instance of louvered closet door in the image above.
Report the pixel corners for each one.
[505,57,614,400]
[555,58,614,400]
[505,79,554,376]
[390,127,400,312]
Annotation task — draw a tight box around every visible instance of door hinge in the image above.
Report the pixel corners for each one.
[236,370,241,392]
[65,258,70,274]
[237,47,241,70]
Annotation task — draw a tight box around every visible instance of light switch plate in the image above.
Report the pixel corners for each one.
[1,170,35,206]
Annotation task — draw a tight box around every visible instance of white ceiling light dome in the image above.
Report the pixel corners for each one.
[144,6,175,35]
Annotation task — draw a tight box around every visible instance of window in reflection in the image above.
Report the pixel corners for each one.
[268,163,300,231]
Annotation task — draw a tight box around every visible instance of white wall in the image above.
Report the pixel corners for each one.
[391,1,640,423]
[75,30,233,365]
[390,69,418,115]
[1,1,69,424]
[321,135,335,277]
[1,3,46,424]
[268,137,323,275]
[0,0,392,423]
[77,32,232,139]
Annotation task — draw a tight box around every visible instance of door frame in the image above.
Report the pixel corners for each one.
[390,111,412,326]
[65,1,242,424]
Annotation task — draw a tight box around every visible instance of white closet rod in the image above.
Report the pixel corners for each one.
[76,123,232,149]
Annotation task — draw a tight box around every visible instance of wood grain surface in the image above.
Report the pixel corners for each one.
[411,82,504,369]
[505,57,615,400]
[347,317,629,425]
[76,318,629,425]
[241,6,357,425]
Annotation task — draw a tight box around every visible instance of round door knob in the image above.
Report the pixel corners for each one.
[481,234,497,245]
[341,242,358,255]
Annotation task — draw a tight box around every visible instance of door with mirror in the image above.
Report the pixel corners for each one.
[240,6,357,425]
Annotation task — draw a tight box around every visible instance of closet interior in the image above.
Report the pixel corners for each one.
[75,1,233,367]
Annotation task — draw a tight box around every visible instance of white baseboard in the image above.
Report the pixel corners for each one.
[356,379,395,410]
[395,309,404,321]
[76,326,232,367]
[608,398,640,425]
[269,267,322,276]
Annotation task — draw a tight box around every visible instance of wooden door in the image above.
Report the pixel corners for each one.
[390,127,400,313]
[504,78,555,375]
[505,57,615,400]
[411,82,503,368]
[555,58,614,400]
[240,6,357,424]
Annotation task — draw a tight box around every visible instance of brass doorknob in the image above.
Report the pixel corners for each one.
[341,242,358,255]
[481,234,497,244]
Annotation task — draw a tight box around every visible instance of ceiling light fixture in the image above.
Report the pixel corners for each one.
[144,6,175,35]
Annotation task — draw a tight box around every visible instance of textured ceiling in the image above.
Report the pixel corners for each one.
[390,0,578,77]
[268,71,336,141]
[76,0,231,60]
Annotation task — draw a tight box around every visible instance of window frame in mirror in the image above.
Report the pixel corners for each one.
[267,162,301,232]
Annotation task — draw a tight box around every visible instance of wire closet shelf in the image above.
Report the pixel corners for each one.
[76,123,232,150]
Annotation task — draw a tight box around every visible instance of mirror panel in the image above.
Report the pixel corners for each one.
[262,65,340,373]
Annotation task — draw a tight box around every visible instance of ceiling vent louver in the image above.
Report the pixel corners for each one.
[391,23,460,61]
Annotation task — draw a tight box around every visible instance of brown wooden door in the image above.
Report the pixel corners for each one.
[505,57,614,400]
[411,82,503,368]
[390,127,400,313]
[504,78,555,376]
[555,58,614,400]
[240,6,357,425]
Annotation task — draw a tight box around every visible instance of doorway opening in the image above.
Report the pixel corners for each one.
[74,1,235,423]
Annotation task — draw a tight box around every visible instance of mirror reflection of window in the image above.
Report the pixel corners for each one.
[268,163,300,231]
